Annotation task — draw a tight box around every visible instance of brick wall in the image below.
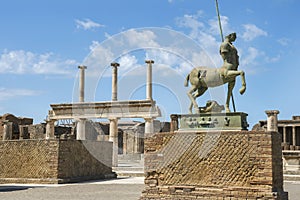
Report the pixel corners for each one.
[0,140,114,184]
[140,131,288,200]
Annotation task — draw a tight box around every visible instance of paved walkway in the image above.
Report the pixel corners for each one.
[0,178,299,200]
[0,177,144,200]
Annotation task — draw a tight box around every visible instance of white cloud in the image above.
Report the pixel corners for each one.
[0,87,40,101]
[240,47,265,74]
[117,54,141,74]
[124,29,159,48]
[241,24,267,41]
[0,50,78,75]
[208,15,233,38]
[75,18,104,30]
[176,13,205,39]
[277,37,290,46]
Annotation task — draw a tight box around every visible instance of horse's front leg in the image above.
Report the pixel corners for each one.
[226,81,236,112]
[226,70,246,95]
[238,70,246,95]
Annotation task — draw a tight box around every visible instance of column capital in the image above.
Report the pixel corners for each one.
[265,110,280,116]
[111,62,120,67]
[145,60,154,64]
[78,65,87,69]
[170,114,178,120]
[144,117,154,122]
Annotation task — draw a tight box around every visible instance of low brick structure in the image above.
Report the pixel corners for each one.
[0,140,115,184]
[140,131,288,200]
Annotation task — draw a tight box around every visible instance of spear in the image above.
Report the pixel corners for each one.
[215,0,236,112]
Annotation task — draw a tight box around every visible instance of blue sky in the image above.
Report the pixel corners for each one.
[0,0,299,128]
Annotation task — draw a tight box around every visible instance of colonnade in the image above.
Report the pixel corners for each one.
[44,60,157,167]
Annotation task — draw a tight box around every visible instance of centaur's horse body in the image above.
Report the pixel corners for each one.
[184,66,246,113]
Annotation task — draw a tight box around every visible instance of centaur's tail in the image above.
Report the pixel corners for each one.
[184,74,190,87]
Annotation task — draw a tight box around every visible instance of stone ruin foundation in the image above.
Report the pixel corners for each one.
[0,140,115,184]
[140,131,288,200]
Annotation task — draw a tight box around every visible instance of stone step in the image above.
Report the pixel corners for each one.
[113,166,143,171]
[113,159,144,177]
[115,171,145,177]
[284,174,300,181]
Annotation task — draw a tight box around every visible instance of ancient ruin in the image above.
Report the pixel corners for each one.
[0,59,162,183]
[253,115,300,181]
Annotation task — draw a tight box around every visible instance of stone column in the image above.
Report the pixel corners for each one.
[76,119,86,140]
[19,125,25,140]
[283,126,287,143]
[45,119,56,139]
[292,126,296,148]
[145,60,154,101]
[78,65,87,102]
[170,114,179,132]
[111,62,120,101]
[2,120,12,141]
[282,126,289,150]
[265,110,280,132]
[144,118,154,138]
[77,65,87,140]
[109,118,118,167]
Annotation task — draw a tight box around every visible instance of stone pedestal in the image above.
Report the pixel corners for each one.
[140,131,288,199]
[178,112,248,131]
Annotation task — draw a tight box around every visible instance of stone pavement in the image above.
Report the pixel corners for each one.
[0,177,144,200]
[0,178,299,200]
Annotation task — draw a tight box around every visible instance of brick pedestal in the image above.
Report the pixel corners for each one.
[140,131,288,200]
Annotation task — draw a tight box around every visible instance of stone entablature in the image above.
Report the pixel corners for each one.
[140,131,288,200]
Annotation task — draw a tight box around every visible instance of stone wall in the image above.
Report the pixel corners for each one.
[0,140,114,184]
[140,131,288,200]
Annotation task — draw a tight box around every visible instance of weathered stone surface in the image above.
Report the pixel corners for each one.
[140,131,288,200]
[178,112,248,131]
[0,140,115,184]
[48,100,161,120]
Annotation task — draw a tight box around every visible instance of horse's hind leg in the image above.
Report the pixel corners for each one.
[187,85,199,113]
[188,86,208,114]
